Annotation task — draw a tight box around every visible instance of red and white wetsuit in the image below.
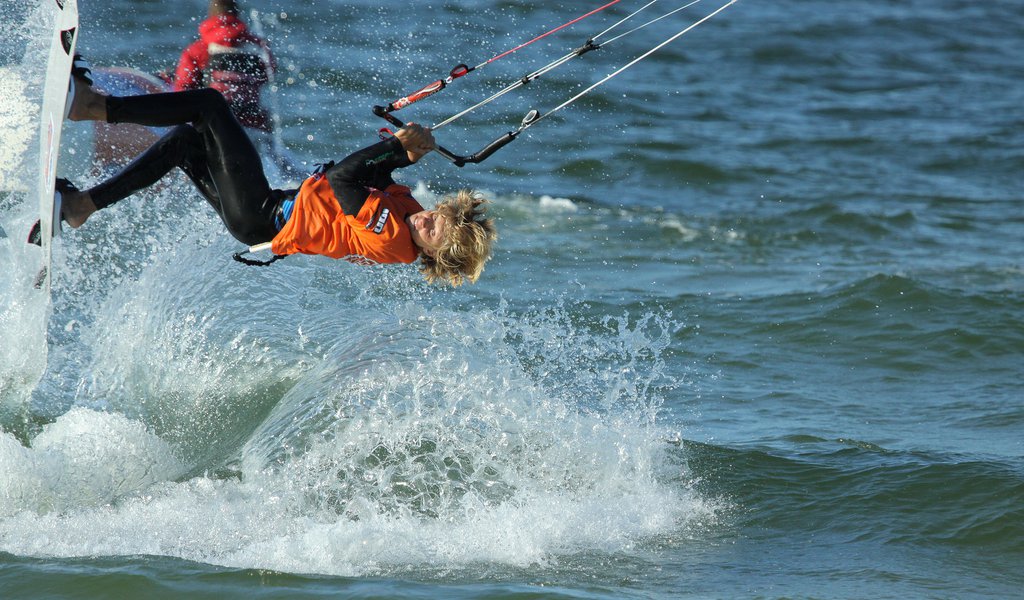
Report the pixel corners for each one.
[173,14,275,131]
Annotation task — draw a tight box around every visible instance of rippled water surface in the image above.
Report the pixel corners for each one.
[1,0,1022,598]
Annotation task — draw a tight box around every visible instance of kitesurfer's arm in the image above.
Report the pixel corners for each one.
[326,124,435,215]
[326,137,409,215]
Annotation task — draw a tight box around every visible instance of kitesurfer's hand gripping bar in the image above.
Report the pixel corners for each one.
[373,105,540,167]
[373,105,464,165]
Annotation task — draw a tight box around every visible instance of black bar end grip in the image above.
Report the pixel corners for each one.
[435,145,467,167]
[463,131,519,164]
[373,105,403,127]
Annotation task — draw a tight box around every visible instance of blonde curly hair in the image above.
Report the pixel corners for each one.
[419,190,497,286]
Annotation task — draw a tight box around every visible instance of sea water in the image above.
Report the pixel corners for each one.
[1,0,1022,598]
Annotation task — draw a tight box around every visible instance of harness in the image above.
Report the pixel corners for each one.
[230,162,331,267]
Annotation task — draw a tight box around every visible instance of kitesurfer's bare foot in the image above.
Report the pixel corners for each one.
[61,189,97,228]
[67,74,107,122]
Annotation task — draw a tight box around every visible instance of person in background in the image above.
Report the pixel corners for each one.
[173,0,275,132]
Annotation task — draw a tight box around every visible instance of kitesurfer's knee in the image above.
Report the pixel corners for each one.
[193,87,229,109]
[157,125,207,173]
[163,124,203,152]
[191,87,235,128]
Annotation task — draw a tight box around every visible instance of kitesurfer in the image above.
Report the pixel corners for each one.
[61,65,496,286]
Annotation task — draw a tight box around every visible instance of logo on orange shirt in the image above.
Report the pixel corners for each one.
[371,208,390,234]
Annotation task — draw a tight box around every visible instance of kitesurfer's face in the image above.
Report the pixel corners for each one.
[408,210,448,257]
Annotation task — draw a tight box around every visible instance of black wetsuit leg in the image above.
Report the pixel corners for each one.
[90,124,220,212]
[89,88,280,245]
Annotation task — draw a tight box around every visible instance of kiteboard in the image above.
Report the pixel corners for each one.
[29,0,79,292]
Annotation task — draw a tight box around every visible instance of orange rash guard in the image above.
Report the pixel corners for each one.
[270,173,424,265]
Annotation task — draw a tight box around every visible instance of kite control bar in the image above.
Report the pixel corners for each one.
[378,0,620,114]
[371,0,738,167]
[370,0,622,167]
[373,105,540,167]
